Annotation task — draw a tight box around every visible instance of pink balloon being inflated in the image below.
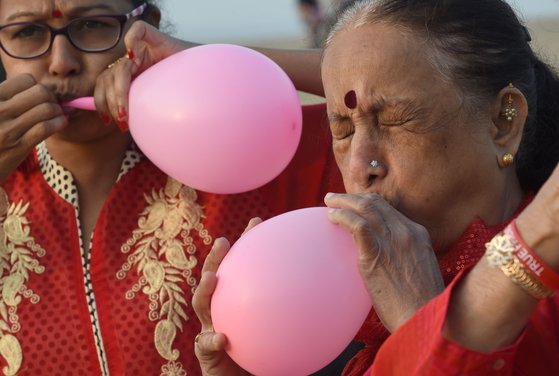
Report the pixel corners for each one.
[211,207,373,376]
[128,44,302,194]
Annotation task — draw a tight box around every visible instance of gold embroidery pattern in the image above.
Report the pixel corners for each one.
[0,188,45,376]
[116,178,212,374]
[160,361,187,376]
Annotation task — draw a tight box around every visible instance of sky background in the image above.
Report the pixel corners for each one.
[160,0,559,43]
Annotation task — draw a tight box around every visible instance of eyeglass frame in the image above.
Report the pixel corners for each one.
[0,3,147,59]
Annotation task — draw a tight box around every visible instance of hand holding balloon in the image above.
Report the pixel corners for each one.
[324,192,444,333]
[192,238,250,376]
[208,207,372,376]
[87,43,303,194]
[128,44,302,194]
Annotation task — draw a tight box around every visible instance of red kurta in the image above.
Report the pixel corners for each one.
[0,104,343,376]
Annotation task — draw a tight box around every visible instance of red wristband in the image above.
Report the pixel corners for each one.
[504,221,559,291]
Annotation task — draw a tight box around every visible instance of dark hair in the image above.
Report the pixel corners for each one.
[131,0,157,6]
[131,0,160,22]
[326,0,559,192]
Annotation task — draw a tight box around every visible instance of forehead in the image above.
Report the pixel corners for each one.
[321,22,441,104]
[0,0,132,23]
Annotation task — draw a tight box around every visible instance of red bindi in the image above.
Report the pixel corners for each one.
[344,90,357,109]
[52,9,62,18]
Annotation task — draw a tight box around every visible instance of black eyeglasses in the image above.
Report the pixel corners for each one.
[0,3,146,59]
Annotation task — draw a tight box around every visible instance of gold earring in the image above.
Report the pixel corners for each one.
[503,83,517,121]
[501,153,514,167]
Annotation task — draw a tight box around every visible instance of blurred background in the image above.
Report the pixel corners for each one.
[160,0,559,58]
[0,0,557,87]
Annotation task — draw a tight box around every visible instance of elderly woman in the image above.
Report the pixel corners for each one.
[0,0,343,375]
[315,0,559,373]
[99,0,559,375]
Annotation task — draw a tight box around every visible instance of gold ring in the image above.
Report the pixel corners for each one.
[107,55,129,69]
[194,331,213,344]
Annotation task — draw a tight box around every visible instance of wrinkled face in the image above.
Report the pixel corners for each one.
[322,22,501,248]
[0,0,136,140]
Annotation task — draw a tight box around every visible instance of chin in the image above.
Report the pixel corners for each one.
[56,121,118,143]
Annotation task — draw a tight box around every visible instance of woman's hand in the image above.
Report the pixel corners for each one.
[94,21,192,125]
[442,164,559,352]
[192,238,247,376]
[325,192,444,332]
[0,75,67,183]
[193,218,261,375]
[515,162,559,268]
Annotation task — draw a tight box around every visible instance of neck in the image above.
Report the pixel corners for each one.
[480,169,525,227]
[45,132,132,191]
[432,170,525,256]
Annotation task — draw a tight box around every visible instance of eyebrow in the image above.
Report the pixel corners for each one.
[6,4,114,22]
[327,97,421,122]
[327,113,346,122]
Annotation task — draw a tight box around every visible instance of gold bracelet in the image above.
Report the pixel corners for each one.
[485,232,555,299]
[499,256,554,299]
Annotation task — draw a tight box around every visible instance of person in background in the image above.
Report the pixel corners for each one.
[297,0,325,47]
[0,0,342,374]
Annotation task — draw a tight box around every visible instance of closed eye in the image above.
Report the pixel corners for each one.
[329,118,354,140]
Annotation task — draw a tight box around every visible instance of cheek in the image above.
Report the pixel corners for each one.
[384,131,451,187]
[332,140,349,169]
[1,56,38,77]
[391,124,450,160]
[332,141,353,185]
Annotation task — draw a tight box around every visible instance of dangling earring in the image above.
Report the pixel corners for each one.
[503,83,517,121]
[501,153,515,167]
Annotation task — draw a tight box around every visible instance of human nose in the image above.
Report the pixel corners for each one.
[48,34,81,77]
[346,132,385,191]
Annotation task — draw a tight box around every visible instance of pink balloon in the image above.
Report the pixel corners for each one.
[128,44,302,194]
[211,207,372,376]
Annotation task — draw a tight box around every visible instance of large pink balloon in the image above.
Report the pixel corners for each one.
[128,44,302,194]
[211,207,372,376]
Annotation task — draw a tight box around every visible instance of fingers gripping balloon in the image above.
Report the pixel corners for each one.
[64,44,302,194]
[211,207,373,376]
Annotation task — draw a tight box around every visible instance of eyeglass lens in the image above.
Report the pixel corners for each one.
[0,16,122,58]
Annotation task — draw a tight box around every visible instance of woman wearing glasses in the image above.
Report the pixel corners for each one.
[0,0,342,375]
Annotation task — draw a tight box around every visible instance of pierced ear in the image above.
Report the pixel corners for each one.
[489,83,528,156]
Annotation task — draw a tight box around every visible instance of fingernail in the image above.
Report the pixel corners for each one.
[116,120,129,132]
[325,192,333,200]
[100,112,111,126]
[127,48,135,60]
[117,106,127,120]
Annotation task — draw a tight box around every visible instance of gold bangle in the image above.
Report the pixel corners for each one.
[485,232,555,299]
[499,256,554,299]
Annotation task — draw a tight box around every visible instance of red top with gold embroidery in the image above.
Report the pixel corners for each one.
[0,104,343,376]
